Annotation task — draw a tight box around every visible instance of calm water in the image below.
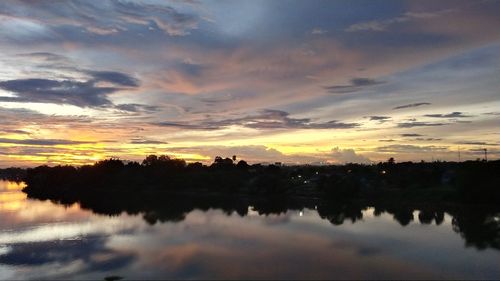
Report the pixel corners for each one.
[1,180,499,280]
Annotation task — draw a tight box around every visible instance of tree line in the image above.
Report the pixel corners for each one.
[19,155,500,204]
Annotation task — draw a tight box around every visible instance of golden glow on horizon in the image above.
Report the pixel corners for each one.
[0,125,496,165]
[0,106,498,167]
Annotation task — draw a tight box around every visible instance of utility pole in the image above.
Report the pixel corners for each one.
[484,148,488,162]
[458,146,461,162]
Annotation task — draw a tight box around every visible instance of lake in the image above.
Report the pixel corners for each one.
[0,180,499,280]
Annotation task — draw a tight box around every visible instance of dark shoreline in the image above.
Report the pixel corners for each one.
[21,160,500,202]
[11,154,500,251]
[6,155,498,224]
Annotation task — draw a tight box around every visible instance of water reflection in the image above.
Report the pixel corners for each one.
[1,180,500,279]
[0,181,25,212]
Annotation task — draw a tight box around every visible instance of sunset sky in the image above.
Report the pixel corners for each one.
[0,0,499,167]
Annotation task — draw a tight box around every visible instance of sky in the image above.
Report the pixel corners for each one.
[0,0,499,167]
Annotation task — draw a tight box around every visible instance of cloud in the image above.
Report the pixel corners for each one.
[168,145,370,164]
[345,10,451,32]
[400,133,424,137]
[16,52,68,62]
[393,102,431,110]
[0,15,54,42]
[0,106,95,126]
[115,103,159,113]
[456,141,498,146]
[397,121,447,128]
[415,138,442,141]
[0,70,138,107]
[376,145,448,153]
[0,129,30,135]
[330,147,371,164]
[311,28,327,35]
[366,116,391,123]
[387,135,441,141]
[0,0,200,38]
[0,138,94,146]
[345,21,390,32]
[155,109,360,130]
[484,112,500,116]
[129,138,168,145]
[368,116,391,121]
[423,112,472,118]
[469,148,499,156]
[0,79,115,107]
[170,145,285,163]
[325,78,384,94]
[86,71,139,87]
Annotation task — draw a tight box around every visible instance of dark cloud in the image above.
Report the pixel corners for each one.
[87,71,139,87]
[0,78,115,107]
[0,70,138,107]
[115,103,160,113]
[325,78,384,94]
[376,144,448,153]
[456,141,498,146]
[379,139,396,142]
[415,138,442,141]
[393,103,431,110]
[129,138,168,145]
[468,148,500,156]
[366,116,391,124]
[153,122,218,130]
[0,129,30,135]
[367,116,391,121]
[155,109,360,130]
[0,138,94,146]
[400,133,423,137]
[198,94,235,104]
[424,112,473,118]
[397,121,447,128]
[484,112,500,116]
[352,78,382,86]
